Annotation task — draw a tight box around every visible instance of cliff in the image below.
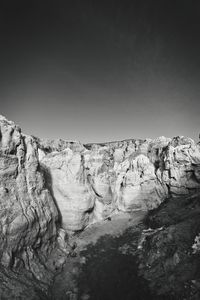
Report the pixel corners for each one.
[0,116,65,299]
[39,131,200,232]
[0,115,200,298]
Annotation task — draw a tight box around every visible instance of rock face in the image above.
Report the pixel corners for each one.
[40,136,200,232]
[0,116,60,263]
[1,115,200,235]
[0,116,61,299]
[0,115,200,298]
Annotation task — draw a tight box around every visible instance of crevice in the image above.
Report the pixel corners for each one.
[39,164,63,228]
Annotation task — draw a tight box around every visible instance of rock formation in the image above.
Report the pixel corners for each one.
[39,133,200,232]
[0,114,200,298]
[0,116,64,299]
[138,192,200,299]
[1,115,200,234]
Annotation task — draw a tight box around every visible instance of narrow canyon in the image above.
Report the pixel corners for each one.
[0,115,200,299]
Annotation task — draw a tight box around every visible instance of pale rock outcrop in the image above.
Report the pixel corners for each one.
[39,133,200,232]
[115,154,168,211]
[1,114,200,258]
[40,149,95,231]
[0,116,60,297]
[161,137,200,196]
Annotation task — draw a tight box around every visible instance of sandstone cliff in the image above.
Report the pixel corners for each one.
[0,115,200,298]
[0,116,64,299]
[1,115,200,234]
[39,133,200,232]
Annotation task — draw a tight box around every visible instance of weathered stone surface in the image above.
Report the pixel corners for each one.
[138,193,200,299]
[40,149,95,232]
[161,137,200,196]
[1,115,200,235]
[0,115,200,298]
[0,116,61,298]
[39,133,200,232]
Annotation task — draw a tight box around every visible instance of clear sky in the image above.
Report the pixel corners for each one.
[1,0,200,142]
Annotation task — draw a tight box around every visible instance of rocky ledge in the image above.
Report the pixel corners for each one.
[0,115,200,299]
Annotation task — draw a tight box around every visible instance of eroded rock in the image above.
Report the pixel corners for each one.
[39,134,200,232]
[0,115,200,298]
[0,116,61,298]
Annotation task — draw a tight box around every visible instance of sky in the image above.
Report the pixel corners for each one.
[0,0,200,143]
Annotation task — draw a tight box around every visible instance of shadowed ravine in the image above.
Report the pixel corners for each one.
[50,212,156,300]
[50,193,200,300]
[77,230,152,300]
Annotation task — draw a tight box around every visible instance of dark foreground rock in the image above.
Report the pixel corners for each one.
[50,211,155,300]
[50,197,200,300]
[138,193,200,299]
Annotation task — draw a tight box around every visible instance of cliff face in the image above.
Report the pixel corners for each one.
[40,135,200,232]
[0,116,60,265]
[0,116,62,299]
[1,115,200,235]
[0,115,200,298]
